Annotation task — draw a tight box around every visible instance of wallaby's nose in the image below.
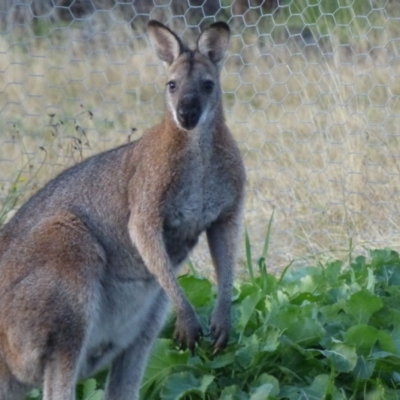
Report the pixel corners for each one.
[177,97,202,130]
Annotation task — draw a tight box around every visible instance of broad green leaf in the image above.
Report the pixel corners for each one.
[282,267,323,296]
[236,346,254,369]
[143,339,190,377]
[237,291,263,336]
[324,260,344,285]
[394,372,400,383]
[256,325,282,352]
[290,292,323,305]
[251,374,280,397]
[381,287,400,313]
[322,344,357,373]
[342,289,383,324]
[370,248,399,269]
[370,249,400,285]
[351,255,367,273]
[249,384,275,400]
[268,303,298,330]
[236,334,267,369]
[285,317,325,346]
[345,325,382,355]
[364,383,386,400]
[205,351,235,369]
[280,374,332,399]
[26,389,42,399]
[82,379,97,399]
[345,325,397,356]
[353,355,376,381]
[374,257,400,286]
[160,372,202,400]
[141,339,190,398]
[326,285,352,304]
[387,267,400,286]
[254,272,278,296]
[376,331,397,355]
[160,373,214,400]
[178,275,213,307]
[86,391,104,400]
[199,375,214,392]
[372,351,400,361]
[77,377,105,400]
[371,352,400,373]
[304,375,332,398]
[220,385,249,400]
[370,249,389,268]
[235,282,261,302]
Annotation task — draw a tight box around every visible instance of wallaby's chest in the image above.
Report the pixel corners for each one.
[166,166,230,226]
[162,155,234,264]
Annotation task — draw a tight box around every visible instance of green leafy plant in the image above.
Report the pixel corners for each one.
[139,246,400,399]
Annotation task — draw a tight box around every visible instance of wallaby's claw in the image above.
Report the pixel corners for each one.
[211,334,229,354]
[210,318,230,353]
[174,317,203,354]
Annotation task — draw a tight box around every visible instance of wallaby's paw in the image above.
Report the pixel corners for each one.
[173,313,203,354]
[210,313,230,354]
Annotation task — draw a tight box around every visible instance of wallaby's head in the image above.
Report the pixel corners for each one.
[148,20,230,131]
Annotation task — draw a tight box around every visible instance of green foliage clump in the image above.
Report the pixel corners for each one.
[140,246,400,400]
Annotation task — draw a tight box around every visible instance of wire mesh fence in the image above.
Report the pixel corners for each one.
[0,0,399,273]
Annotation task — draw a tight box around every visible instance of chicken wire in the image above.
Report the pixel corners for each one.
[0,0,399,273]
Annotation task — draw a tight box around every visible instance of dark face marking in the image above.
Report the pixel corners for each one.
[186,50,196,76]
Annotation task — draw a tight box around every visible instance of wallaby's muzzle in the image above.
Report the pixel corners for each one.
[177,97,202,130]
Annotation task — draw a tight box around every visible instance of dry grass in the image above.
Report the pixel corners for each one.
[1,6,400,274]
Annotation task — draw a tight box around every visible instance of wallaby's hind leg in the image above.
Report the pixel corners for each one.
[104,290,169,400]
[0,358,31,400]
[42,352,80,400]
[0,212,106,400]
[40,284,97,400]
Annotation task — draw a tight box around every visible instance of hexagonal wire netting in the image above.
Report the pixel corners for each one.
[0,0,399,274]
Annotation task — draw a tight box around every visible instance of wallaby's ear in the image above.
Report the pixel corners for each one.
[148,20,183,65]
[197,22,230,65]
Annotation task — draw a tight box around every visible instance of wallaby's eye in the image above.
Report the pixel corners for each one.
[167,81,177,92]
[203,80,214,93]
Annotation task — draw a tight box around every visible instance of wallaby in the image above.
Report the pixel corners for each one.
[0,20,245,400]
